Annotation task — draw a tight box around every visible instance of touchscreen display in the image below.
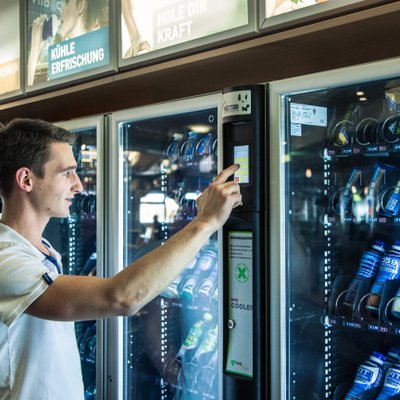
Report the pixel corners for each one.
[234,145,250,184]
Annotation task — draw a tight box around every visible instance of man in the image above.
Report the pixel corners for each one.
[0,118,241,400]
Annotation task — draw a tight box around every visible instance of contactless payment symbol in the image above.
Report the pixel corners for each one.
[235,263,249,283]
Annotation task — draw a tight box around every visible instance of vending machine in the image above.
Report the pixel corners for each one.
[268,57,400,399]
[107,95,221,400]
[46,116,105,400]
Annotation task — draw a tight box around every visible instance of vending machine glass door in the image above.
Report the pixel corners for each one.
[113,96,220,400]
[271,61,400,400]
[43,118,103,400]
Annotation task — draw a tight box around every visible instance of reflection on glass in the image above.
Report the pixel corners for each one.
[43,128,97,400]
[283,78,400,399]
[120,107,219,399]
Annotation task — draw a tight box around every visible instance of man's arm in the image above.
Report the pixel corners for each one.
[26,164,241,321]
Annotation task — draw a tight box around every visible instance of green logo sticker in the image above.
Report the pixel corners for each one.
[235,263,249,283]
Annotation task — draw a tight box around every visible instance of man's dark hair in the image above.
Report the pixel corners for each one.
[0,118,72,199]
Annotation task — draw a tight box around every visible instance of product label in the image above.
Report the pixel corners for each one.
[226,231,253,378]
[290,102,327,127]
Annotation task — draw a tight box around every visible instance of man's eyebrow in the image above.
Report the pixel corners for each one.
[60,165,77,173]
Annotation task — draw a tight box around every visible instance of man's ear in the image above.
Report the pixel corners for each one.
[15,167,33,193]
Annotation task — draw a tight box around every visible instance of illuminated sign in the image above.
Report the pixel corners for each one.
[0,0,20,95]
[27,0,110,86]
[121,0,248,59]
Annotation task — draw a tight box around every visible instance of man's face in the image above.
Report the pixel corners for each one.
[32,142,83,218]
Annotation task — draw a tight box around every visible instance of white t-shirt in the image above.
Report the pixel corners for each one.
[0,223,84,400]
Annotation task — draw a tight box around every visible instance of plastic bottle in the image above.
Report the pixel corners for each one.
[366,164,391,220]
[178,325,219,395]
[344,352,386,399]
[162,313,213,385]
[335,167,362,215]
[165,133,184,162]
[382,348,400,375]
[383,179,400,217]
[343,240,386,307]
[196,262,218,304]
[367,241,400,312]
[391,285,400,318]
[376,364,400,400]
[194,350,219,397]
[181,131,199,162]
[196,133,215,158]
[161,251,200,299]
[28,14,59,42]
[180,242,218,303]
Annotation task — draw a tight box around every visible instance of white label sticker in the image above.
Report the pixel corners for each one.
[222,90,252,118]
[290,103,327,127]
[290,123,302,136]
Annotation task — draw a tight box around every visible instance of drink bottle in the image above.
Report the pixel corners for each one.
[366,164,392,219]
[180,242,218,303]
[367,241,400,312]
[383,179,400,217]
[194,350,219,396]
[196,262,218,304]
[329,102,360,146]
[344,352,386,399]
[335,167,362,215]
[178,313,213,364]
[28,14,59,43]
[80,252,97,276]
[390,284,400,318]
[190,324,218,367]
[165,133,184,162]
[162,313,213,385]
[376,364,400,400]
[343,240,386,307]
[382,348,400,375]
[181,131,199,162]
[161,251,200,299]
[196,133,215,158]
[178,324,219,394]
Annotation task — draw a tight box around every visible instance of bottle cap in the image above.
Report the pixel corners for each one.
[373,240,386,250]
[370,351,386,364]
[203,312,213,322]
[393,240,400,249]
[388,347,400,359]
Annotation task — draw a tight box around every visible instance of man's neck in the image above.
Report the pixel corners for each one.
[1,204,49,250]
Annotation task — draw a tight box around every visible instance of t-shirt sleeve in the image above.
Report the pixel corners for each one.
[0,245,59,327]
